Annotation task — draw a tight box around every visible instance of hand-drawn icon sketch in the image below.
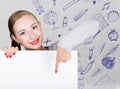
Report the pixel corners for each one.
[92,13,109,38]
[53,0,57,6]
[94,74,116,86]
[63,0,80,11]
[80,60,95,75]
[62,16,68,28]
[89,46,95,60]
[43,38,51,45]
[91,68,103,78]
[73,9,88,22]
[108,30,119,41]
[100,43,106,54]
[44,10,59,30]
[101,2,110,11]
[32,0,45,15]
[102,56,115,69]
[105,44,119,56]
[107,10,120,22]
[92,13,109,30]
[78,82,84,89]
[93,0,96,5]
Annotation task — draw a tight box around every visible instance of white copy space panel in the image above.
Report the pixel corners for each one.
[0,51,77,89]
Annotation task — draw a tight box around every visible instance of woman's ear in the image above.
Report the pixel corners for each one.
[11,35,20,44]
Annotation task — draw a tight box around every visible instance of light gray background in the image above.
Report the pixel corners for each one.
[0,0,120,89]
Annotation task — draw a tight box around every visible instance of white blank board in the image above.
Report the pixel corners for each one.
[0,51,78,89]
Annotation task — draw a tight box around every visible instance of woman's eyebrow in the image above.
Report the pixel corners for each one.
[30,23,37,27]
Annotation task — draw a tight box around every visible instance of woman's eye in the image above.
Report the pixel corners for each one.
[20,32,25,35]
[32,25,37,29]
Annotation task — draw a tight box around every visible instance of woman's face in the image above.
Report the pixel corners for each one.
[12,14,43,50]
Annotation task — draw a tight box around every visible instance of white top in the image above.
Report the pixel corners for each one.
[48,20,99,53]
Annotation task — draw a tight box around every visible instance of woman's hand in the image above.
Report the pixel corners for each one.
[3,47,18,58]
[55,46,71,73]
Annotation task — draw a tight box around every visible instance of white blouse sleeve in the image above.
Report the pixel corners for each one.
[57,20,99,53]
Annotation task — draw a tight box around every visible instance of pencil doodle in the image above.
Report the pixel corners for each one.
[73,9,88,22]
[91,68,103,78]
[93,0,96,5]
[100,43,106,54]
[108,30,119,41]
[105,44,119,56]
[62,16,68,28]
[101,2,110,11]
[80,60,95,75]
[32,0,45,15]
[52,0,57,6]
[63,0,80,11]
[44,10,59,30]
[102,56,115,69]
[107,10,120,22]
[94,74,116,86]
[88,46,95,60]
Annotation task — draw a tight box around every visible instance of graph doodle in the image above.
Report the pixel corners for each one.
[105,44,119,56]
[80,60,95,75]
[44,10,59,30]
[108,30,119,41]
[102,56,115,69]
[91,68,103,78]
[94,74,116,86]
[63,0,80,11]
[73,9,88,22]
[101,2,110,11]
[107,10,120,22]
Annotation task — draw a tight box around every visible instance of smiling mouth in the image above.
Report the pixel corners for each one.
[30,38,39,45]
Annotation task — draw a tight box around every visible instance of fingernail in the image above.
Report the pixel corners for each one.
[6,55,9,58]
[10,55,12,58]
[55,70,57,73]
[13,52,16,55]
[4,53,7,55]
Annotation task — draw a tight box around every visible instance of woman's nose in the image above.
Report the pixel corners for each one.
[29,31,36,39]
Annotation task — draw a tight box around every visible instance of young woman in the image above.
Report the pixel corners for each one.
[3,10,99,73]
